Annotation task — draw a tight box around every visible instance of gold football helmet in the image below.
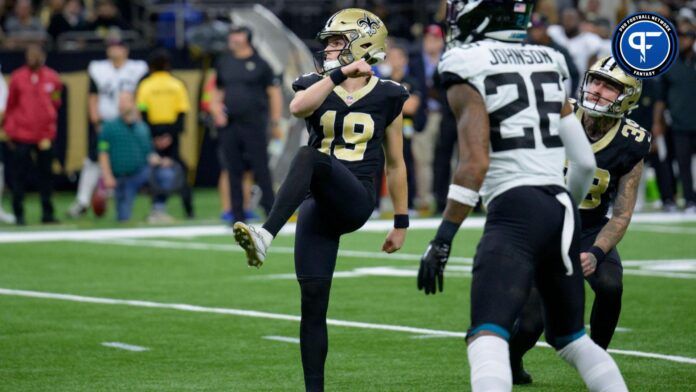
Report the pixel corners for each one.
[579,56,642,118]
[315,8,388,73]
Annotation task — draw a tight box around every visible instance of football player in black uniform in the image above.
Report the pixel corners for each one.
[232,9,409,391]
[509,56,650,385]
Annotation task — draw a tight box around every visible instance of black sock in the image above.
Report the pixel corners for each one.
[263,147,331,236]
[434,219,459,244]
[299,278,332,392]
[589,263,623,349]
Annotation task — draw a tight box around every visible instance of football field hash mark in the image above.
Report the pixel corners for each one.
[101,342,149,352]
[263,336,300,344]
[2,288,694,365]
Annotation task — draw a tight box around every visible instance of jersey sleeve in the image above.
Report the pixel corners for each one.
[385,81,409,125]
[97,123,112,152]
[135,79,149,112]
[261,60,281,88]
[437,45,488,95]
[623,118,652,165]
[292,73,322,92]
[175,80,191,113]
[550,47,571,82]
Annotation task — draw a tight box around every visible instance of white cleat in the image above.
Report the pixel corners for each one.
[233,222,271,268]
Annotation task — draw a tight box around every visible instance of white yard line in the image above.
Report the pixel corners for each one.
[1,288,694,365]
[1,212,695,243]
[101,342,149,352]
[85,238,696,280]
[263,336,300,344]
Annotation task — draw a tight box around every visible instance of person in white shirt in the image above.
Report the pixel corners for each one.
[547,8,603,79]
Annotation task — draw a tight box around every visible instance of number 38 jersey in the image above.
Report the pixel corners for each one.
[573,104,651,230]
[438,40,571,206]
[292,73,408,181]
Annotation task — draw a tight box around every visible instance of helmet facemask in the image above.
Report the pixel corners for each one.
[314,33,355,74]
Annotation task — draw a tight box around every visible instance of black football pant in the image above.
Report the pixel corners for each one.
[509,225,624,370]
[263,146,374,392]
[468,186,585,349]
[432,111,457,213]
[672,131,696,204]
[219,118,275,222]
[8,141,55,222]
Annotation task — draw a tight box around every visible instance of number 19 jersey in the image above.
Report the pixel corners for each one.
[292,73,408,181]
[438,40,571,206]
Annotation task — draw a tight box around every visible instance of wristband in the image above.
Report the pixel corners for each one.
[329,68,348,85]
[587,246,606,263]
[447,184,479,207]
[394,214,409,229]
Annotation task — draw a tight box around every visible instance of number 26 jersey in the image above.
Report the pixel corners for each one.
[438,40,571,207]
[292,73,408,181]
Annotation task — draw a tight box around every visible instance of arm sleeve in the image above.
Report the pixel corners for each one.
[559,114,596,205]
[97,125,110,152]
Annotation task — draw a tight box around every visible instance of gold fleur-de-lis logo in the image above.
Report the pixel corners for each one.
[357,13,380,37]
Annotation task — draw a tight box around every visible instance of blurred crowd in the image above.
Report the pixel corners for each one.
[0,0,695,225]
[0,0,131,48]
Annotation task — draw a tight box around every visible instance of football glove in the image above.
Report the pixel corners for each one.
[418,240,451,295]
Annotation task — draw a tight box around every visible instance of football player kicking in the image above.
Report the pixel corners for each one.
[232,9,409,392]
[417,1,628,391]
[508,56,650,385]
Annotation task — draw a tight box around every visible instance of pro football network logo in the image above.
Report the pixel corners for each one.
[612,12,678,78]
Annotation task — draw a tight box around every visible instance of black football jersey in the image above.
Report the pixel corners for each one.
[573,105,651,230]
[292,73,409,180]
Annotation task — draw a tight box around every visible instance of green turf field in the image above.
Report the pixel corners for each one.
[1,191,695,391]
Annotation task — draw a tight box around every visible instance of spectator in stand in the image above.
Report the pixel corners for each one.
[528,13,579,96]
[88,0,130,36]
[410,24,444,212]
[654,20,696,213]
[374,43,421,215]
[547,8,603,79]
[0,61,16,224]
[99,92,176,222]
[212,25,282,224]
[137,48,194,219]
[48,0,87,40]
[2,45,62,226]
[3,0,45,36]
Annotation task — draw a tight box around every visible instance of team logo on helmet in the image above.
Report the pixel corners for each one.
[612,12,678,78]
[357,13,380,37]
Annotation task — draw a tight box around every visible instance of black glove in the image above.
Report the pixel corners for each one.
[418,240,451,295]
